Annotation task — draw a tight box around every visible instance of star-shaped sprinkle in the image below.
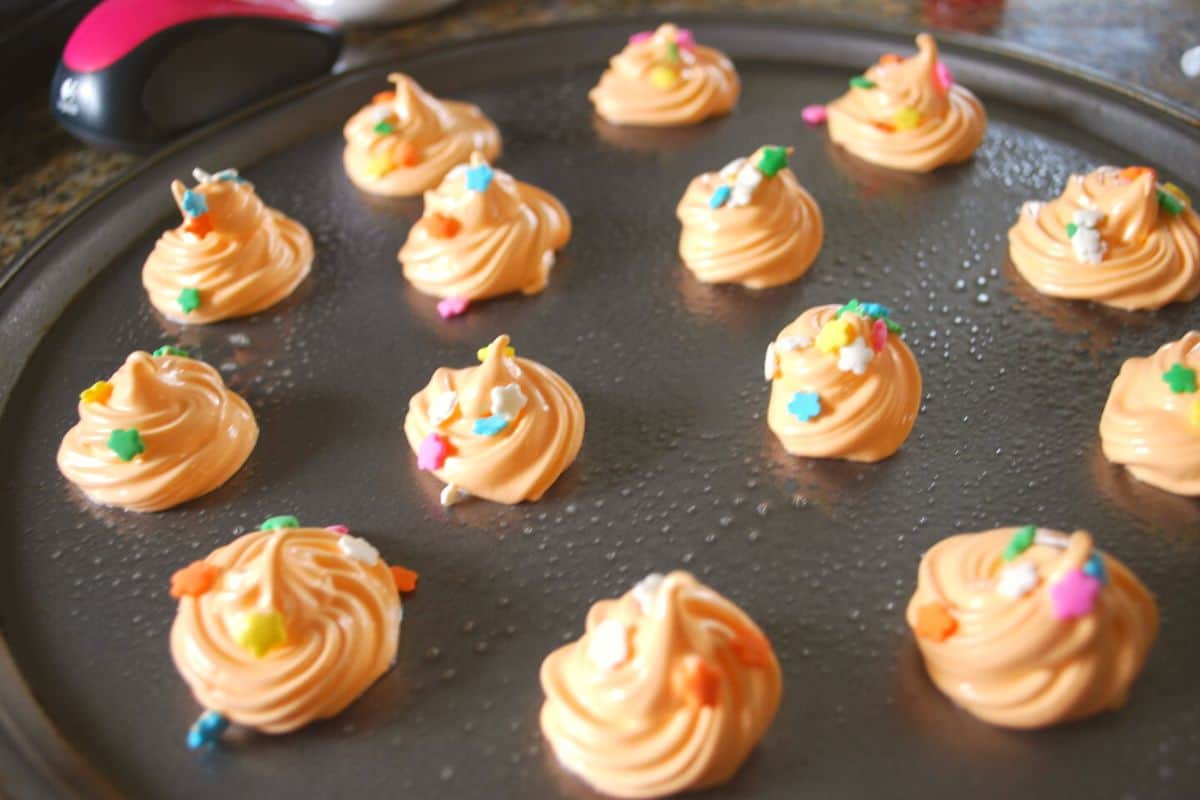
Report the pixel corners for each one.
[187,711,228,750]
[586,618,630,670]
[473,415,510,436]
[871,319,888,353]
[491,383,527,419]
[236,610,287,658]
[1083,553,1108,585]
[80,380,113,404]
[709,184,731,209]
[1163,363,1197,394]
[1003,525,1036,561]
[418,432,452,471]
[763,342,779,382]
[177,287,201,314]
[837,338,874,375]
[633,573,664,615]
[391,564,419,593]
[777,335,811,351]
[181,189,208,217]
[933,60,954,92]
[914,602,957,641]
[437,296,470,319]
[849,75,876,89]
[365,155,394,179]
[373,120,395,136]
[892,107,922,130]
[430,391,458,425]
[184,213,213,238]
[816,318,855,353]
[170,561,220,598]
[108,429,144,462]
[153,345,189,358]
[835,299,863,319]
[995,561,1039,598]
[649,65,679,89]
[465,162,494,192]
[1049,569,1101,620]
[339,535,380,566]
[477,343,516,361]
[787,391,821,422]
[261,515,299,530]
[440,483,470,506]
[756,146,789,177]
[681,655,721,707]
[860,302,891,318]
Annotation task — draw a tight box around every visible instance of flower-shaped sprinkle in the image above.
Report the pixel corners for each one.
[490,383,527,419]
[995,561,1039,598]
[429,391,458,425]
[418,432,452,471]
[892,107,921,130]
[586,618,630,670]
[181,189,208,218]
[914,602,957,641]
[466,162,494,192]
[1049,569,1101,620]
[1163,363,1197,394]
[177,287,201,314]
[338,535,380,566]
[837,338,874,375]
[756,146,789,177]
[816,318,855,354]
[437,296,470,319]
[787,391,821,422]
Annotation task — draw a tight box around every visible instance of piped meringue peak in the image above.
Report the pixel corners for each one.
[766,301,921,462]
[1008,166,1200,310]
[404,335,585,505]
[907,527,1157,729]
[539,571,782,798]
[677,146,824,288]
[343,72,502,197]
[141,168,313,323]
[399,152,572,303]
[589,23,740,127]
[825,34,986,173]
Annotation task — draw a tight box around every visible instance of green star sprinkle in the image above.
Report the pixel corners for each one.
[1162,363,1197,394]
[1158,188,1185,216]
[757,146,789,178]
[261,515,300,531]
[835,299,863,319]
[373,120,395,136]
[849,75,876,90]
[1003,525,1037,561]
[1065,222,1078,238]
[107,429,145,462]
[178,288,201,314]
[153,345,189,358]
[666,42,680,64]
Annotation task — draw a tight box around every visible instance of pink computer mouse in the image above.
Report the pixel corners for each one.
[51,0,341,150]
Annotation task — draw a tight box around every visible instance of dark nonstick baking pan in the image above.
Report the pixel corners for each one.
[1,14,1198,800]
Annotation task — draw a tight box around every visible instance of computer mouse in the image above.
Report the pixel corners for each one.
[51,0,342,151]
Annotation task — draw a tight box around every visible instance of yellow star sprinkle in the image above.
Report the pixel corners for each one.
[1190,399,1200,430]
[79,381,113,404]
[235,610,287,658]
[477,344,516,362]
[649,65,680,90]
[364,155,394,179]
[892,107,922,130]
[816,319,856,354]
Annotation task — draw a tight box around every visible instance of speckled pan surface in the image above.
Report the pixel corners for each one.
[1,16,1198,800]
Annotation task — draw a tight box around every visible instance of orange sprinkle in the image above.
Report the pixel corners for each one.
[372,90,395,104]
[396,140,421,167]
[427,213,461,239]
[681,656,721,707]
[729,626,773,668]
[170,561,219,599]
[1119,166,1157,183]
[879,53,902,65]
[914,602,957,642]
[873,121,896,134]
[390,565,419,593]
[184,213,213,238]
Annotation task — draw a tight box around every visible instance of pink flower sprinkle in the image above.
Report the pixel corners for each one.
[934,61,954,93]
[629,31,652,45]
[325,524,349,535]
[437,296,470,319]
[801,104,827,126]
[1049,569,1101,620]
[675,28,695,50]
[418,433,451,471]
[871,319,888,353]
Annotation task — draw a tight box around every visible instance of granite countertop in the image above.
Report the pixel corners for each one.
[1,0,1197,269]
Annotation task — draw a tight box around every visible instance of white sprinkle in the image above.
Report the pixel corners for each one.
[763,342,778,382]
[1182,45,1200,78]
[430,391,458,425]
[1034,528,1070,548]
[440,484,469,507]
[192,168,212,183]
[837,337,874,375]
[719,157,747,180]
[586,619,629,670]
[1071,227,1105,264]
[490,383,527,419]
[1073,208,1103,228]
[996,561,1039,598]
[339,535,379,566]
[632,573,664,615]
[729,163,763,207]
[777,335,812,351]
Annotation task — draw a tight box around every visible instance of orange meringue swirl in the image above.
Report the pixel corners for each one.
[343,73,501,197]
[170,526,401,733]
[589,24,740,127]
[1100,331,1200,495]
[540,571,782,798]
[906,528,1157,729]
[403,335,584,504]
[57,351,257,512]
[142,176,313,323]
[1008,167,1200,310]
[766,304,921,462]
[676,148,823,288]
[399,154,571,300]
[826,34,986,173]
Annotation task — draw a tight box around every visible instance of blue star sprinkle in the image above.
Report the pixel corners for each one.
[181,189,208,218]
[709,185,731,209]
[787,391,822,423]
[860,302,891,318]
[472,415,510,436]
[466,163,494,192]
[1083,553,1108,585]
[187,711,229,750]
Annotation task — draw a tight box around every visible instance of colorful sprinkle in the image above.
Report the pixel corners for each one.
[177,287,201,314]
[837,338,874,375]
[1119,166,1156,183]
[186,711,228,750]
[465,163,494,192]
[261,515,299,530]
[491,383,528,419]
[787,391,821,422]
[816,318,856,353]
[681,655,721,707]
[756,146,789,178]
[437,296,470,319]
[914,602,957,642]
[325,524,350,534]
[80,381,113,404]
[649,65,680,90]
[1158,187,1187,215]
[835,299,863,318]
[395,140,421,167]
[1003,525,1037,561]
[729,161,763,207]
[1160,182,1190,210]
[181,189,208,217]
[709,184,731,209]
[429,391,458,425]
[801,104,827,126]
[860,302,891,319]
[339,535,380,566]
[440,483,469,507]
[849,75,876,90]
[153,345,189,358]
[391,564,419,593]
[170,561,219,598]
[1083,553,1108,585]
[372,90,395,104]
[1049,569,1101,620]
[933,61,954,93]
[418,432,452,471]
[473,415,510,436]
[183,213,213,238]
[427,212,461,239]
[1065,222,1078,238]
[107,428,144,462]
[879,53,903,66]
[871,319,888,353]
[365,155,394,179]
[628,30,652,45]
[763,342,778,382]
[996,561,1039,598]
[586,618,630,670]
[884,318,904,334]
[675,28,695,50]
[892,107,922,130]
[211,168,242,183]
[373,120,395,136]
[477,343,516,361]
[236,610,287,658]
[1163,362,1197,394]
[666,41,680,64]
